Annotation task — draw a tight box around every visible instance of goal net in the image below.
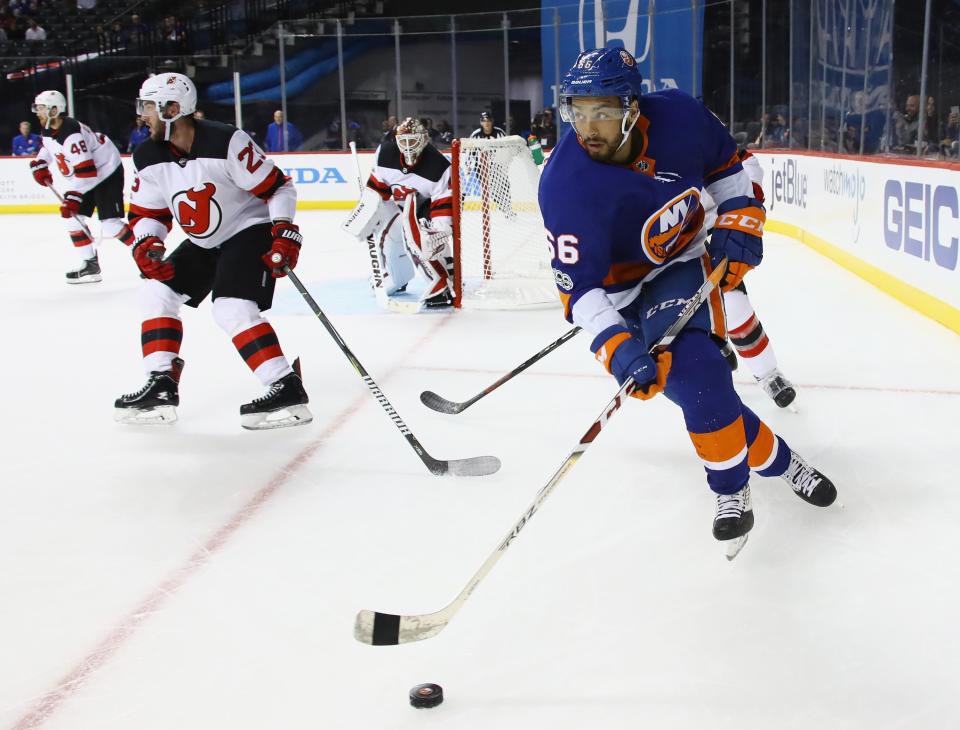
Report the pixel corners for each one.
[451,136,558,309]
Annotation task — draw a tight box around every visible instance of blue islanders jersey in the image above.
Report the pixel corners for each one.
[538,89,752,334]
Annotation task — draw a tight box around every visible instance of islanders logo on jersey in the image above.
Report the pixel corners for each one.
[172,182,222,239]
[640,187,702,264]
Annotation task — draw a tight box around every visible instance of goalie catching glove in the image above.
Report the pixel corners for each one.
[263,221,302,277]
[590,325,672,400]
[708,195,764,292]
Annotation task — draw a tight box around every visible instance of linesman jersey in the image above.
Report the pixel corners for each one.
[469,126,507,139]
[37,117,121,194]
[701,148,764,230]
[365,140,453,229]
[538,88,753,335]
[128,119,296,249]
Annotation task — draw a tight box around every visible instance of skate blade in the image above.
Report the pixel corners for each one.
[241,404,313,430]
[724,534,749,561]
[113,405,177,425]
[66,274,103,284]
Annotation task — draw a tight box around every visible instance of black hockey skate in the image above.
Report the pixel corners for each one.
[114,357,183,425]
[423,289,454,309]
[240,360,312,430]
[713,484,754,560]
[719,340,738,371]
[781,451,837,507]
[65,255,101,284]
[757,369,797,409]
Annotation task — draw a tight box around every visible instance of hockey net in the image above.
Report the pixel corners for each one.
[451,136,558,309]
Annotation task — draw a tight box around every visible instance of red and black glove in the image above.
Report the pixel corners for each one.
[263,221,302,278]
[59,191,84,219]
[30,158,53,187]
[132,236,175,281]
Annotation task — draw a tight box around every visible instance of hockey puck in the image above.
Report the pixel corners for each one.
[409,683,443,709]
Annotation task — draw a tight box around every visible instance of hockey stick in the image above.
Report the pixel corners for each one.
[48,185,96,241]
[420,326,583,414]
[282,265,501,477]
[349,141,392,309]
[355,259,727,644]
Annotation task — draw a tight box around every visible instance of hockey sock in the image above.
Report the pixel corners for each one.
[102,218,135,246]
[664,330,749,495]
[141,317,182,373]
[69,226,95,261]
[231,321,292,385]
[723,287,778,379]
[741,405,792,477]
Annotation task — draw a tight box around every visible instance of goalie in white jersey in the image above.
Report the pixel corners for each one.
[342,117,455,309]
[114,73,311,430]
[29,90,135,283]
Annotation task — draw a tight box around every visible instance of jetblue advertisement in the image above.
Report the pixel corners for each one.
[540,0,704,112]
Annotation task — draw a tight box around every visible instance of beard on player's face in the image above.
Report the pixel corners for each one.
[580,127,620,161]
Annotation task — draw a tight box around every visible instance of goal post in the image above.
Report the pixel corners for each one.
[451,136,559,309]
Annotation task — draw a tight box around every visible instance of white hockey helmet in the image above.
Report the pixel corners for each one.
[32,90,68,127]
[395,117,429,166]
[136,73,197,139]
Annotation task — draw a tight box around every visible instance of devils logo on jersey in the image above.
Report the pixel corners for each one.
[640,187,702,264]
[172,182,222,239]
[55,153,71,176]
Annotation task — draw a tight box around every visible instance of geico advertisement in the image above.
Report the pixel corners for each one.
[755,152,960,310]
[0,152,373,210]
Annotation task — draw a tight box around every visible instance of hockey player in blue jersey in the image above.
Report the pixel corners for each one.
[539,48,836,550]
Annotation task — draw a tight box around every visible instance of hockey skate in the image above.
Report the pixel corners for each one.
[781,451,837,507]
[423,288,454,309]
[713,484,753,560]
[65,255,101,284]
[240,364,312,430]
[114,357,183,425]
[757,369,797,409]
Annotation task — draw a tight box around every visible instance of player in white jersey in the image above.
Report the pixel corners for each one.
[701,147,797,408]
[113,73,311,430]
[342,117,455,308]
[29,90,134,283]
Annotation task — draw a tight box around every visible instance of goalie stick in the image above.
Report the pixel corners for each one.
[282,265,500,477]
[420,326,582,414]
[354,259,728,645]
[349,141,392,309]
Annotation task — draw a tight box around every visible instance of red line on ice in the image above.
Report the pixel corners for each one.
[12,314,453,729]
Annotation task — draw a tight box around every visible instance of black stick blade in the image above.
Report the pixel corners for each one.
[420,390,466,414]
[354,610,401,645]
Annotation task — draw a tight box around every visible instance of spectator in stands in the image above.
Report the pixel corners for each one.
[0,26,7,42]
[264,110,302,152]
[77,0,96,8]
[161,14,186,51]
[436,119,453,145]
[127,117,149,152]
[762,110,789,147]
[12,120,40,156]
[127,13,148,47]
[24,17,45,40]
[893,94,924,152]
[420,117,439,142]
[470,111,505,139]
[940,105,959,158]
[381,114,397,142]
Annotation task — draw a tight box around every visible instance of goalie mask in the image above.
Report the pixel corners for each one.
[395,117,429,167]
[136,73,198,141]
[558,47,644,152]
[32,90,68,128]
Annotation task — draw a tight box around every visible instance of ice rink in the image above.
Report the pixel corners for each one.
[2,210,959,730]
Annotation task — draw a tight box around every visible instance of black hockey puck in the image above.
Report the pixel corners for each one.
[409,683,443,709]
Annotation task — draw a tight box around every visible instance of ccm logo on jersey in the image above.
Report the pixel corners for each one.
[640,187,701,264]
[172,182,222,239]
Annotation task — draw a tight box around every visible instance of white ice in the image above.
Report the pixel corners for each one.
[1,211,959,730]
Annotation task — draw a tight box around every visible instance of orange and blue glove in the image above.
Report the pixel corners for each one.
[709,195,764,291]
[590,325,673,401]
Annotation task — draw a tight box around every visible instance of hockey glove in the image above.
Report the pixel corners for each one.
[132,236,175,281]
[59,190,84,219]
[709,195,765,292]
[30,158,53,187]
[263,221,303,278]
[591,326,673,401]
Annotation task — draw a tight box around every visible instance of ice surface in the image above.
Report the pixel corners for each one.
[1,212,958,729]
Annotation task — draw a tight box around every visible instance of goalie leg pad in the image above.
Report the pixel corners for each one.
[401,193,451,263]
[379,215,415,295]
